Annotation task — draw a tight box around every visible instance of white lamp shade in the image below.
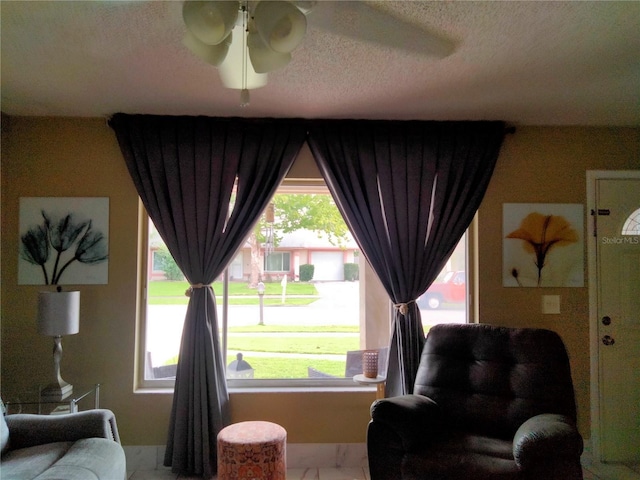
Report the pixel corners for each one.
[184,30,231,66]
[37,291,80,336]
[254,1,307,54]
[182,0,238,46]
[248,31,291,73]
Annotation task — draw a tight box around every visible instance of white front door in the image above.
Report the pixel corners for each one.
[594,175,640,463]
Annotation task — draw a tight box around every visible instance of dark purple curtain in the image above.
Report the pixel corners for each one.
[307,120,505,396]
[110,114,305,477]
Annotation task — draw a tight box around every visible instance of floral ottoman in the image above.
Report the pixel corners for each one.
[217,420,286,480]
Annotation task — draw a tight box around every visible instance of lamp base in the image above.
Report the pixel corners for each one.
[40,381,73,401]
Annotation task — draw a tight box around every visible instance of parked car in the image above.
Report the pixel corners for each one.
[417,271,465,309]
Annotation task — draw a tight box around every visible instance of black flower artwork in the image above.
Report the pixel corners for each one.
[20,210,108,285]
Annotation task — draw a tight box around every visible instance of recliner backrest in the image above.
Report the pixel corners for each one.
[413,323,577,439]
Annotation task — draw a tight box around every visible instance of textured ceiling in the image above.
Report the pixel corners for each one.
[1,1,639,125]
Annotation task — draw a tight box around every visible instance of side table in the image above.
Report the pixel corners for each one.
[4,383,100,415]
[353,374,386,399]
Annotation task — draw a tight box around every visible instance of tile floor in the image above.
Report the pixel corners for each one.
[583,463,640,480]
[128,464,640,480]
[128,466,370,479]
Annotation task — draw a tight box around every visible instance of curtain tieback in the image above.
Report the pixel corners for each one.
[393,301,416,316]
[185,283,211,297]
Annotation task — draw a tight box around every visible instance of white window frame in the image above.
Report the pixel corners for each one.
[135,193,475,391]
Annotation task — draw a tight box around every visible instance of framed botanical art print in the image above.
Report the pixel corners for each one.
[503,203,584,287]
[19,197,109,285]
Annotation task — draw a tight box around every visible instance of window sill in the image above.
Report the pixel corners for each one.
[228,385,376,394]
[134,386,175,395]
[134,384,377,395]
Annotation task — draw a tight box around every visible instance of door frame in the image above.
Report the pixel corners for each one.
[586,169,640,463]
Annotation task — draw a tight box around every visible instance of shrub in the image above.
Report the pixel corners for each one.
[156,247,185,281]
[299,264,315,282]
[344,263,359,281]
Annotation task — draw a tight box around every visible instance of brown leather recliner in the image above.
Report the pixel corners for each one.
[367,323,583,480]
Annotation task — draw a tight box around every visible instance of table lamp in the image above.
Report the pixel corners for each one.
[37,288,80,400]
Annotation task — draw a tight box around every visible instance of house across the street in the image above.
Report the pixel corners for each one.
[150,228,359,282]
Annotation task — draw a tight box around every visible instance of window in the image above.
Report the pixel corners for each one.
[622,208,640,235]
[139,188,470,389]
[264,252,290,272]
[419,233,467,329]
[151,251,163,272]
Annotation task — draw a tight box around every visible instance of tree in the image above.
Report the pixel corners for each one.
[155,246,185,281]
[248,194,351,287]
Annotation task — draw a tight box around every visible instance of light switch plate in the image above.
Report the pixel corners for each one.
[542,295,561,314]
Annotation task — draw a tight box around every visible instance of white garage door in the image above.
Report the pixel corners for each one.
[311,252,344,281]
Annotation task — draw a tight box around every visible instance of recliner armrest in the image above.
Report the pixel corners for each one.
[370,394,441,450]
[513,413,583,469]
[5,409,121,450]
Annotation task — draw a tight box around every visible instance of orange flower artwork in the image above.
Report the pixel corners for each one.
[506,212,578,286]
[503,204,583,287]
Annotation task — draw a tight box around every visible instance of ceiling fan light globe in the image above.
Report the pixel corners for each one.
[254,1,307,54]
[218,63,268,90]
[182,0,238,46]
[291,1,317,15]
[183,30,231,66]
[218,25,269,90]
[249,48,292,74]
[248,31,292,73]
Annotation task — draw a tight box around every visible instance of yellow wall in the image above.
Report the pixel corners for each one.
[478,127,639,436]
[1,116,639,445]
[0,116,374,445]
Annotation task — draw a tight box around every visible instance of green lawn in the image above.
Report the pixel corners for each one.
[149,280,317,296]
[166,332,357,360]
[162,355,347,379]
[151,296,317,306]
[163,326,359,378]
[227,356,345,378]
[149,280,319,306]
[228,325,358,333]
[226,334,358,355]
[152,282,361,378]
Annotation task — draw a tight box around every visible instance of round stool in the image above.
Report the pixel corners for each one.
[217,421,287,480]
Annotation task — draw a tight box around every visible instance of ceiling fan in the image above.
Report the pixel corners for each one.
[182,1,457,105]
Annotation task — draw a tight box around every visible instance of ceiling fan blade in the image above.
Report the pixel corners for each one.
[308,2,456,58]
